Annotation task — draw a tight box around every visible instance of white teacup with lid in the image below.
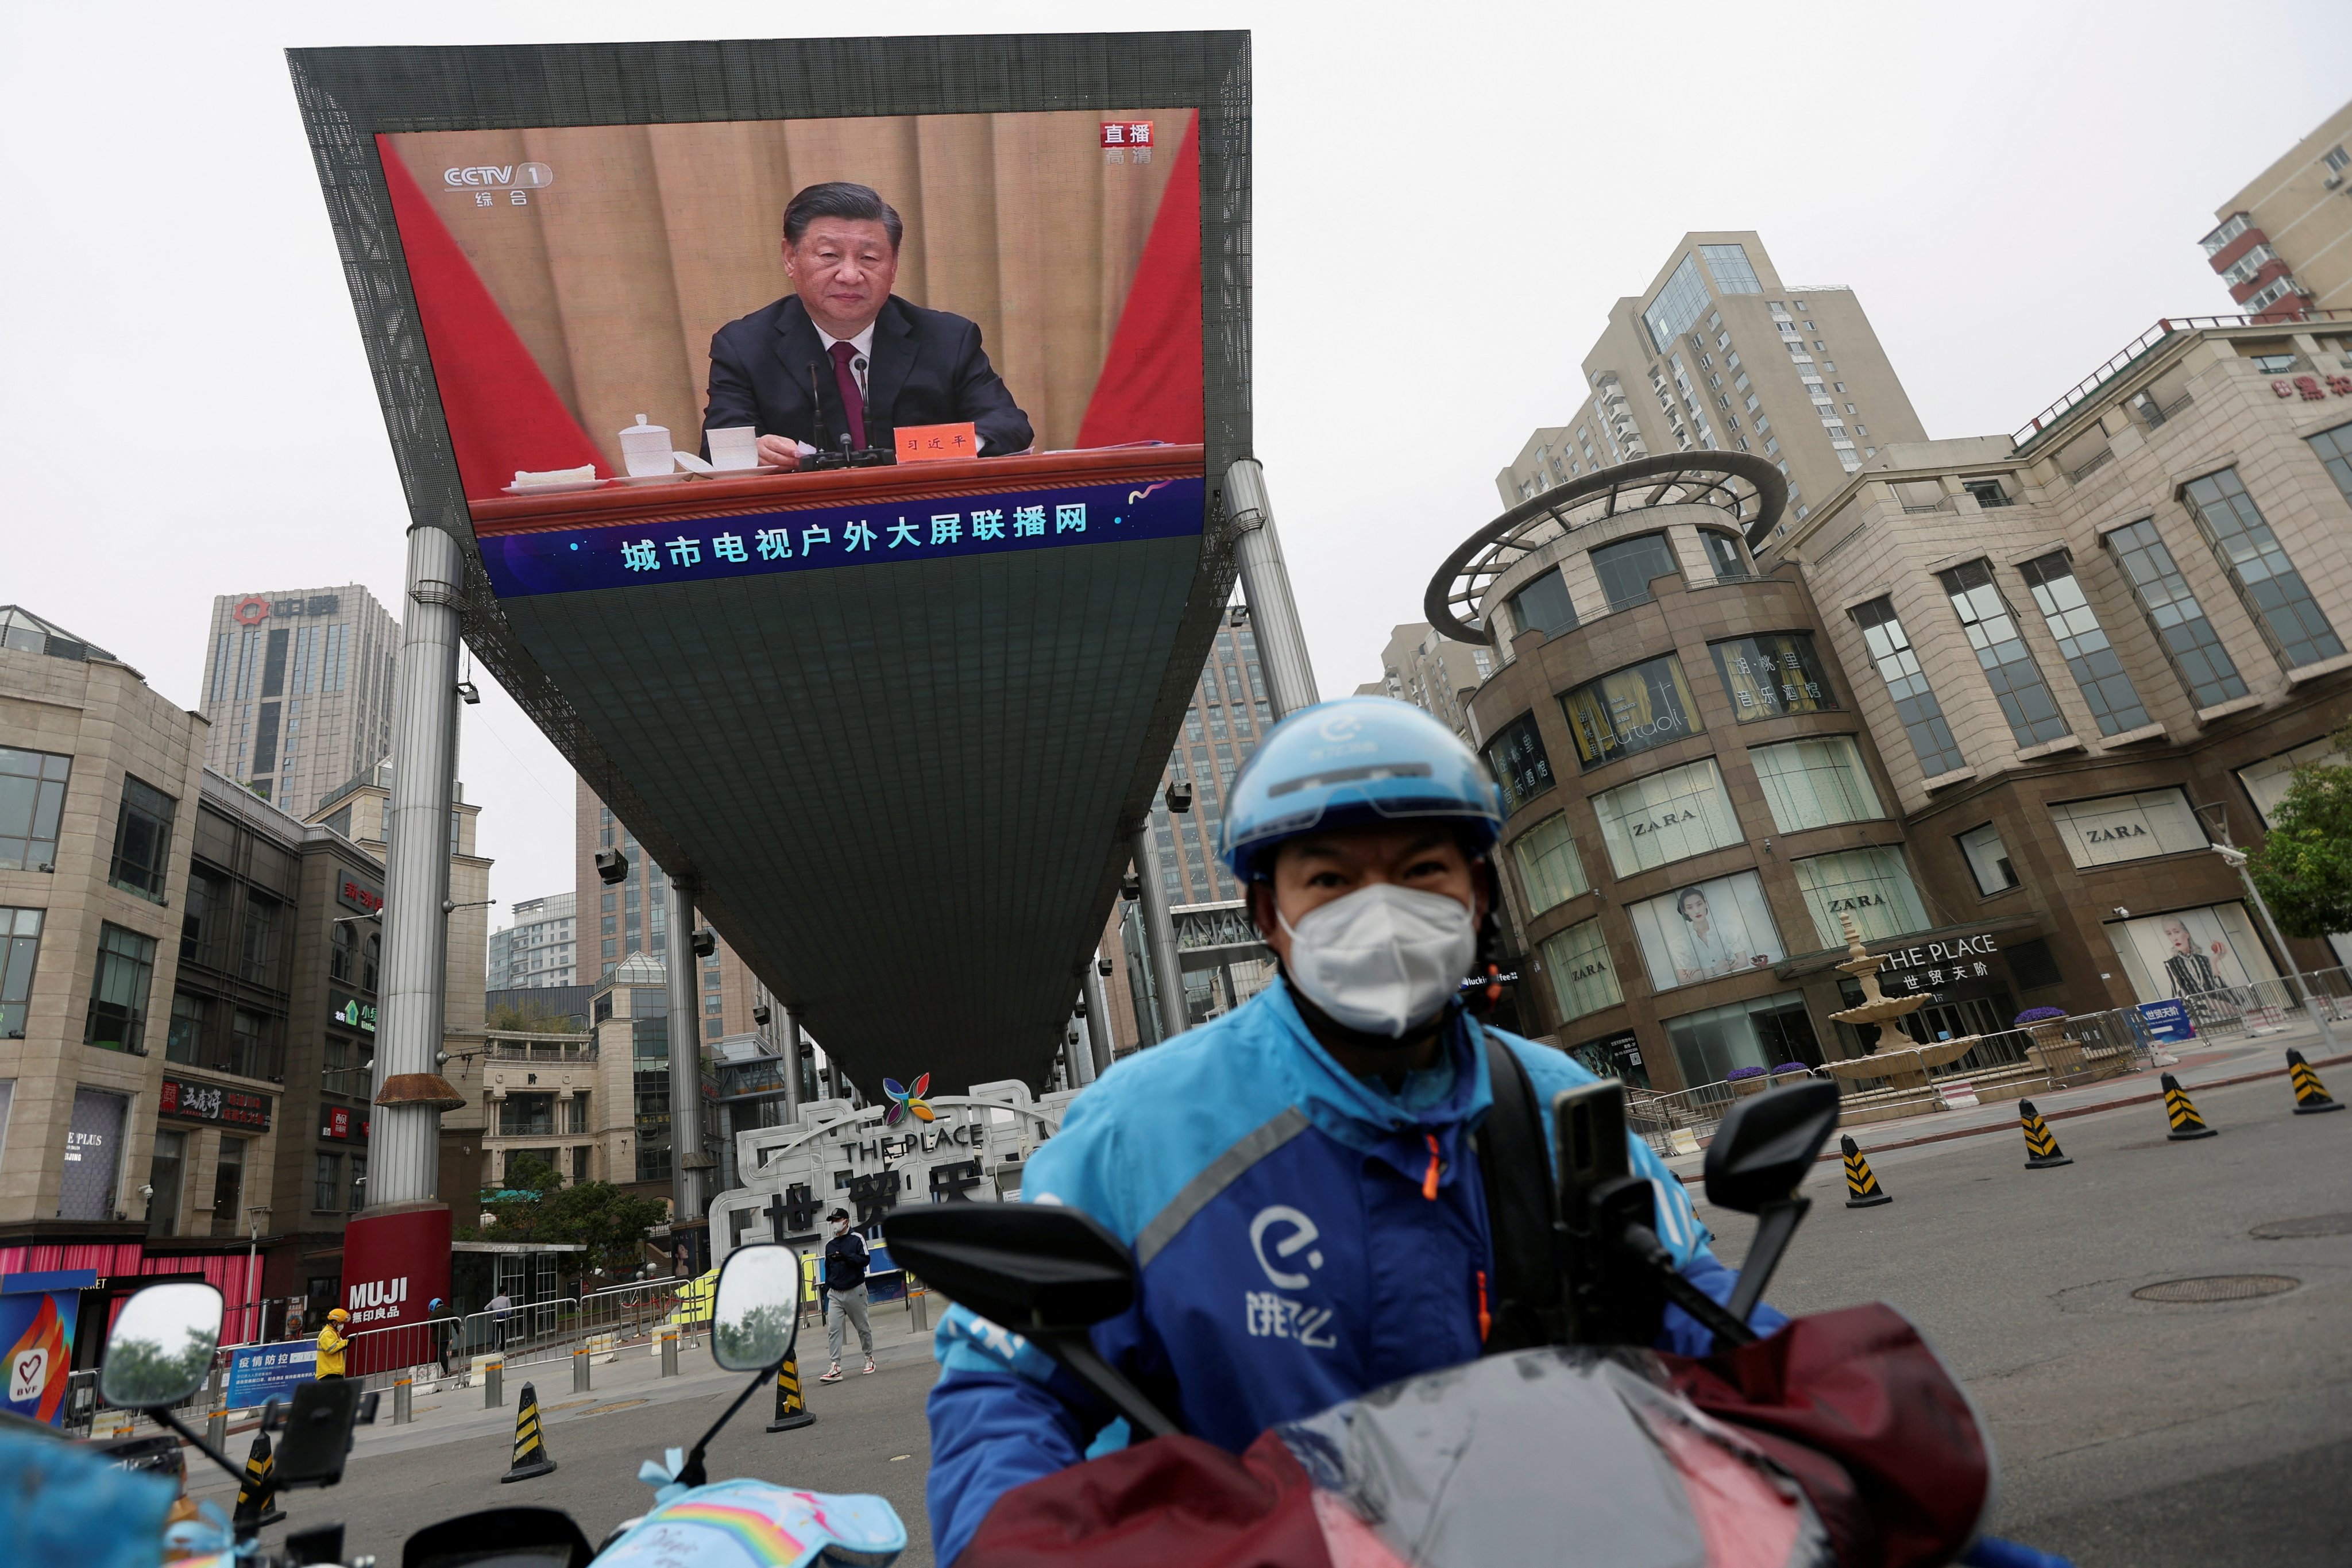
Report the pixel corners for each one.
[619,414,673,477]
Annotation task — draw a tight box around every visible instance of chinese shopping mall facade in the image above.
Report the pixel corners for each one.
[1435,321,2352,1094]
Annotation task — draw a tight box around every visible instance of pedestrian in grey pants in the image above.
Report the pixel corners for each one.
[819,1208,875,1380]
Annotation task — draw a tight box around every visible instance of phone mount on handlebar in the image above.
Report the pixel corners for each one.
[1551,1076,1843,1353]
[885,1204,1183,1440]
[264,1379,380,1490]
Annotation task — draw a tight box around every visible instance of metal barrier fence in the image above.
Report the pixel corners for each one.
[341,1276,699,1388]
[2158,967,2350,1044]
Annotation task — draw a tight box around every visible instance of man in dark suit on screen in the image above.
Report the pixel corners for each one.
[703,181,1033,468]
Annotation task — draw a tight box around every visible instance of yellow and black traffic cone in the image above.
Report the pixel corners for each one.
[2161,1073,2217,1140]
[2018,1100,2073,1169]
[765,1353,816,1432]
[2287,1048,2343,1115]
[1840,1135,1893,1208]
[231,1428,286,1531]
[500,1381,558,1482]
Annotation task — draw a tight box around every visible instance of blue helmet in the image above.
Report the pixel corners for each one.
[1216,697,1504,883]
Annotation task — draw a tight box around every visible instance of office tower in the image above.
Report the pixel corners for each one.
[487,892,578,989]
[1496,233,1929,548]
[1354,623,1493,741]
[198,586,400,818]
[2200,97,2352,321]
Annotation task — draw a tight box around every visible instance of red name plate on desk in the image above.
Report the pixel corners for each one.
[896,422,979,463]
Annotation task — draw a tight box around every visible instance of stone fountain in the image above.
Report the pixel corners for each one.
[1821,913,1979,1098]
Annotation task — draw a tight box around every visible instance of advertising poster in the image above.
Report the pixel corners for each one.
[1628,871,1785,992]
[1,1288,79,1426]
[2106,903,2283,1026]
[375,109,1203,517]
[339,1204,453,1376]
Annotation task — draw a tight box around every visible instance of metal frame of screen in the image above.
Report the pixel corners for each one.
[285,32,1252,894]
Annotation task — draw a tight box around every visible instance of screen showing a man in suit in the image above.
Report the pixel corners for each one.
[376,107,1204,508]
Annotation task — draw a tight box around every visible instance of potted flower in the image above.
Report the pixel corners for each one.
[1725,1065,1768,1097]
[2015,1006,2081,1081]
[1768,1060,1813,1085]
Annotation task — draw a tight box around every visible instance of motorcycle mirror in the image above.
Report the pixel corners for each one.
[99,1281,223,1410]
[1703,1080,1842,1215]
[883,1205,1134,1332]
[709,1242,803,1371]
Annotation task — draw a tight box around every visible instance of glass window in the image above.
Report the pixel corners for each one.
[2015,552,2150,735]
[1701,531,1750,580]
[209,1134,246,1237]
[1539,917,1622,1025]
[1849,597,1966,776]
[165,992,207,1064]
[2311,420,2352,508]
[230,1007,276,1080]
[501,1092,556,1137]
[180,870,226,967]
[1627,871,1784,991]
[2235,736,2344,827]
[2180,468,2343,669]
[1663,991,1820,1088]
[1642,253,1710,352]
[0,747,71,872]
[147,1129,184,1237]
[1790,845,1931,948]
[1,907,42,1040]
[2045,788,2209,869]
[330,919,356,982]
[1938,560,2070,747]
[1589,533,1681,611]
[1748,736,1883,832]
[1709,631,1837,722]
[2105,519,2247,708]
[1958,822,2019,897]
[109,775,176,902]
[1591,759,1744,877]
[1700,243,1762,294]
[2104,903,2280,1012]
[314,1152,342,1212]
[86,922,157,1053]
[1509,814,1589,915]
[1559,655,1702,771]
[1482,713,1557,814]
[240,894,282,986]
[1506,569,1578,640]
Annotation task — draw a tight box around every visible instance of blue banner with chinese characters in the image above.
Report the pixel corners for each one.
[480,474,1204,598]
[2135,998,2196,1044]
[226,1341,319,1408]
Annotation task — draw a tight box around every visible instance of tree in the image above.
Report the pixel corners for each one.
[487,997,581,1033]
[480,1169,669,1280]
[2249,727,2352,940]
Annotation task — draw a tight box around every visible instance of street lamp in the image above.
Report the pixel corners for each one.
[2212,844,2336,1049]
[244,1206,273,1346]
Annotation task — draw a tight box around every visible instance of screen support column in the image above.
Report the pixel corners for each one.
[781,1005,806,1125]
[667,877,710,1219]
[1132,824,1189,1041]
[1083,953,1117,1075]
[1225,459,1320,719]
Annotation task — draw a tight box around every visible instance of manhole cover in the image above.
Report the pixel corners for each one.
[2251,1214,2352,1239]
[2130,1275,2299,1303]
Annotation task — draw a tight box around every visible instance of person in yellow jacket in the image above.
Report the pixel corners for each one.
[315,1307,350,1380]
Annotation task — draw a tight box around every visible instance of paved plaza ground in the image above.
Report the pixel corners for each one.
[183,1037,2348,1567]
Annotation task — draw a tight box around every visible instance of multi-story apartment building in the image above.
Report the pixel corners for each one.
[2200,98,2352,323]
[1354,623,1493,740]
[1440,316,2352,1095]
[196,586,400,819]
[486,891,577,990]
[1499,233,1929,547]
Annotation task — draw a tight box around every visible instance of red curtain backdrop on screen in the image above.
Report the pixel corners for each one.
[376,138,604,499]
[1076,111,1204,449]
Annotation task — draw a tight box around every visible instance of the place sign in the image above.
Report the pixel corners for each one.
[161,1078,272,1130]
[1872,932,2000,995]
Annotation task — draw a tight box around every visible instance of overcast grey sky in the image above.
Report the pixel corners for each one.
[5,2,2348,933]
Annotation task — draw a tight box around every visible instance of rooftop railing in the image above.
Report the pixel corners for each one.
[2011,310,2352,452]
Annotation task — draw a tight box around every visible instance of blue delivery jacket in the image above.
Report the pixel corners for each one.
[925,982,1779,1564]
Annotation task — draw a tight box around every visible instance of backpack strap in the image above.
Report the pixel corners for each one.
[1475,1029,1569,1352]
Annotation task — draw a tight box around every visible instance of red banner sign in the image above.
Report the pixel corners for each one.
[160,1078,272,1130]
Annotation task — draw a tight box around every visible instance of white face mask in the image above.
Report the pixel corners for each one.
[1278,883,1477,1040]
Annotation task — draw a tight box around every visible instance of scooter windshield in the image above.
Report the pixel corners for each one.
[1273,1347,1832,1568]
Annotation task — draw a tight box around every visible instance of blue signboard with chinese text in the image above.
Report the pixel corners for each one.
[481,474,1205,599]
[2136,998,2196,1044]
[226,1341,318,1408]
